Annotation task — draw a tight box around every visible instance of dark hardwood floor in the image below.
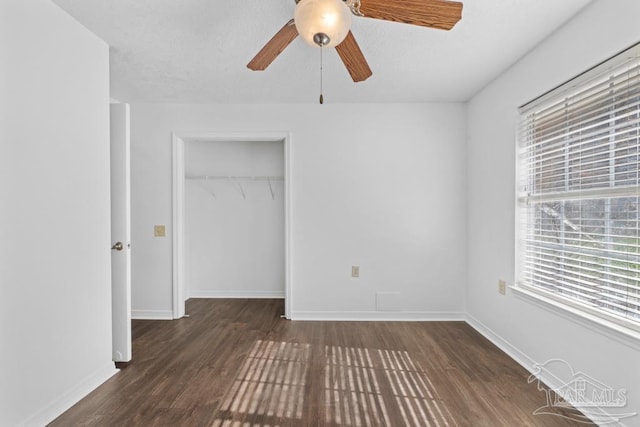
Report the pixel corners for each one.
[50,299,592,426]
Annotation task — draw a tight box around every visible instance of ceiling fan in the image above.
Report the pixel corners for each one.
[247,0,463,83]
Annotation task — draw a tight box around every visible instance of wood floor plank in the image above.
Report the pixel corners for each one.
[49,299,594,426]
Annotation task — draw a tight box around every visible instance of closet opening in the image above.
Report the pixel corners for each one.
[172,132,292,319]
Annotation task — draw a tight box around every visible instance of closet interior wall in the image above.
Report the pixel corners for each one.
[185,140,285,298]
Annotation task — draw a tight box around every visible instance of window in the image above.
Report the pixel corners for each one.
[517,44,640,334]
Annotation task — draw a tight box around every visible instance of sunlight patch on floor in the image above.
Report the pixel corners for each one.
[378,349,455,427]
[213,340,455,426]
[325,345,391,426]
[213,340,310,425]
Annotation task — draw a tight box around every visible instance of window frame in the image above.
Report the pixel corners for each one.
[515,42,640,340]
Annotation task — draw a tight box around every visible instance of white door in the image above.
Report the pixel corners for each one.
[110,103,132,362]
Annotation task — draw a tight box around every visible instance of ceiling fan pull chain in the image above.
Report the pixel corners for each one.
[319,46,324,104]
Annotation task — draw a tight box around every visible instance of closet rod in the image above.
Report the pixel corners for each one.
[186,175,284,182]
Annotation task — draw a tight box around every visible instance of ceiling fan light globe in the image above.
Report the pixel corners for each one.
[294,0,352,48]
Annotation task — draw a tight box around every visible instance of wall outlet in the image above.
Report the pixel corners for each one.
[154,225,166,237]
[498,279,506,295]
[351,266,360,278]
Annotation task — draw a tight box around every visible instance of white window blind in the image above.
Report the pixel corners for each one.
[517,44,640,332]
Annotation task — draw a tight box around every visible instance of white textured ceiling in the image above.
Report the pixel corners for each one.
[51,0,593,103]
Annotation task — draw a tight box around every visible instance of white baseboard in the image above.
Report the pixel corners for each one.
[290,311,466,321]
[187,290,285,299]
[465,313,536,372]
[21,363,118,427]
[131,309,174,320]
[465,314,629,426]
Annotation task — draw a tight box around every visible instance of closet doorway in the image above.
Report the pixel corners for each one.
[172,132,292,319]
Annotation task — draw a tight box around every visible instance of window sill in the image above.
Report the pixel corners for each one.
[511,286,640,351]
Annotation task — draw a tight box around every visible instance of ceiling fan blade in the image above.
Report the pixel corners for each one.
[359,0,462,30]
[335,31,372,83]
[247,19,299,71]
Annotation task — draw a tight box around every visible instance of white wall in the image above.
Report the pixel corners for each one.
[466,0,640,423]
[130,103,467,319]
[0,0,115,425]
[186,140,285,298]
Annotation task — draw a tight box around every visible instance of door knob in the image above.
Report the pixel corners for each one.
[111,242,124,251]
